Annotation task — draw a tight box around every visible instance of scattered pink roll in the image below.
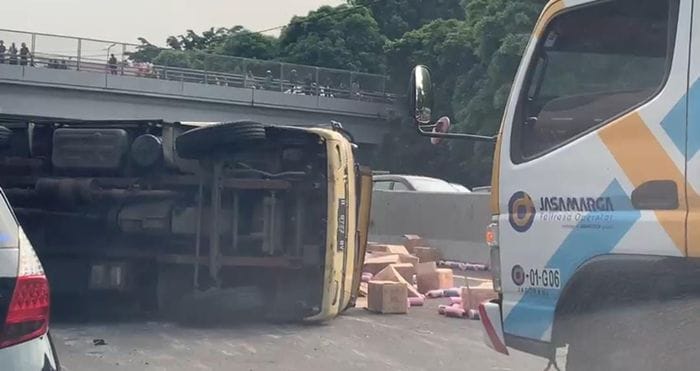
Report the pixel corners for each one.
[427,290,444,298]
[442,288,461,297]
[444,306,466,318]
[408,296,425,307]
[361,272,373,282]
[467,309,480,320]
[449,296,462,305]
[438,304,449,315]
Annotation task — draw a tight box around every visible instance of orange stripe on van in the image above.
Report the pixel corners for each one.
[534,1,565,38]
[599,113,687,255]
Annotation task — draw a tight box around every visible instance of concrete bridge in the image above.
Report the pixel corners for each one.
[0,29,399,145]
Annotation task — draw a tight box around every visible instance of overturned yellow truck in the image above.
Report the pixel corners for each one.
[0,119,371,321]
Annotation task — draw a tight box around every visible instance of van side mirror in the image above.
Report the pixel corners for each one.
[407,65,497,143]
[410,65,434,126]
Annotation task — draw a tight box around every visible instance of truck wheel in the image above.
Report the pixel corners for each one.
[565,303,685,371]
[175,121,266,159]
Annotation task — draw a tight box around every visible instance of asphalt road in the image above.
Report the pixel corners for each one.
[51,297,554,371]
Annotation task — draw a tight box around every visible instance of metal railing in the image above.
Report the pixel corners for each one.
[0,28,395,103]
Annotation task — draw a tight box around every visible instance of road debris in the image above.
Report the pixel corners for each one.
[362,237,496,320]
[367,281,408,314]
[92,339,107,346]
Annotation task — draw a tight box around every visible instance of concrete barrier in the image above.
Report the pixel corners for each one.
[369,190,491,264]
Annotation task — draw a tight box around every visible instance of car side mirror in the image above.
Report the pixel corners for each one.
[409,65,433,126]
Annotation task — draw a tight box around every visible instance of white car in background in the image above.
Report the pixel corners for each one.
[373,174,471,193]
[0,189,59,370]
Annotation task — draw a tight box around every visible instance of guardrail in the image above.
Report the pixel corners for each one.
[0,28,394,103]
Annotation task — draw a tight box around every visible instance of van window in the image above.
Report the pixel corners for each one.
[513,0,677,161]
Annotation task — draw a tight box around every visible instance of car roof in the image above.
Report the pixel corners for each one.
[373,174,449,182]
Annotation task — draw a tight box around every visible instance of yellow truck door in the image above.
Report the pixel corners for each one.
[347,165,372,309]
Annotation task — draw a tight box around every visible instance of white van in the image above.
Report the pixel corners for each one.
[409,0,700,369]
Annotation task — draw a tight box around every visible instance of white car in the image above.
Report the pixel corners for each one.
[0,189,59,370]
[373,174,470,193]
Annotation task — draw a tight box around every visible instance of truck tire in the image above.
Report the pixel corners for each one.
[175,121,266,159]
[565,300,699,371]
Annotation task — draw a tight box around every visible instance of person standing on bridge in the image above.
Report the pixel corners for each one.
[0,41,5,64]
[19,43,30,66]
[108,54,118,75]
[8,43,18,65]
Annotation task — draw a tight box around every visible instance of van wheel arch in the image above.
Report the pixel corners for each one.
[552,254,700,346]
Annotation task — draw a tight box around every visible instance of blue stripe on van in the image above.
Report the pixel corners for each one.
[660,88,687,157]
[686,79,700,159]
[504,180,640,340]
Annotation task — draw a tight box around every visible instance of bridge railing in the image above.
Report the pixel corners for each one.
[0,28,395,103]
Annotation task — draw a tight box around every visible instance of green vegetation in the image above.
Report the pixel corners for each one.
[130,0,548,187]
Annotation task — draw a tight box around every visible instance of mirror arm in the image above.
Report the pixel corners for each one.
[416,126,496,142]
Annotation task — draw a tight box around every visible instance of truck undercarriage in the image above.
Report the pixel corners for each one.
[0,118,332,320]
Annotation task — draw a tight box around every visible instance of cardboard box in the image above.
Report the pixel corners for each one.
[367,243,388,253]
[373,265,422,297]
[385,244,410,256]
[398,254,419,267]
[391,263,416,283]
[461,280,497,311]
[402,234,425,254]
[417,267,454,294]
[413,246,441,263]
[359,282,368,297]
[416,261,437,276]
[367,250,419,267]
[363,255,401,275]
[367,281,408,314]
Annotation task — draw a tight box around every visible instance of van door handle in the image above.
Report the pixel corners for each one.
[631,180,678,210]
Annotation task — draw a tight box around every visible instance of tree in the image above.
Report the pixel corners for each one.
[350,0,464,40]
[278,5,387,73]
[151,49,192,68]
[216,26,279,60]
[165,27,230,52]
[127,38,161,63]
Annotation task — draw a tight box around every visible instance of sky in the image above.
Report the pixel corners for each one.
[2,0,343,47]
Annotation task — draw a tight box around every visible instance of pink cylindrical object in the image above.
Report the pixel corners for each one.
[408,296,425,307]
[444,306,466,318]
[443,288,460,297]
[438,304,449,315]
[449,296,462,305]
[427,289,444,298]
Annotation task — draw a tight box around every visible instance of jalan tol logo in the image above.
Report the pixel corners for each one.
[508,191,536,232]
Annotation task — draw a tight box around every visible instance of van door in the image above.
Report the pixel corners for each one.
[497,0,690,342]
[685,1,700,257]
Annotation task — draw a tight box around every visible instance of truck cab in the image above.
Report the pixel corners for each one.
[409,0,700,369]
[0,119,371,322]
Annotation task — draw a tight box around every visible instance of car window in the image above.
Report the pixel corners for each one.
[392,182,409,191]
[0,192,18,248]
[373,180,392,190]
[409,178,457,193]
